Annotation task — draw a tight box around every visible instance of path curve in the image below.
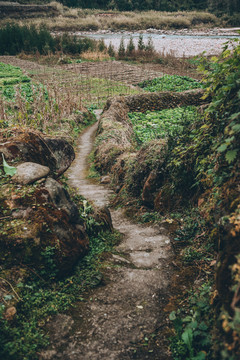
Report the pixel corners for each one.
[42,120,174,360]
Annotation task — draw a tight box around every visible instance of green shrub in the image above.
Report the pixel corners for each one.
[0,23,97,55]
[0,229,121,359]
[138,34,145,51]
[118,37,126,58]
[108,42,115,57]
[170,282,213,360]
[126,35,135,55]
[0,23,56,55]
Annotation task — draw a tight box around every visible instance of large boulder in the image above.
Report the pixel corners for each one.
[44,137,75,176]
[0,178,89,277]
[44,177,80,224]
[0,128,75,177]
[12,162,50,185]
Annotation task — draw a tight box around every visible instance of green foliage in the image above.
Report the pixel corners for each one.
[40,246,58,280]
[138,75,202,93]
[170,282,213,360]
[0,23,55,56]
[108,42,115,57]
[138,34,145,51]
[1,81,48,103]
[0,23,97,56]
[1,154,17,177]
[0,230,121,359]
[145,35,154,53]
[59,33,96,54]
[173,209,207,244]
[199,39,240,166]
[98,39,106,52]
[126,35,135,55]
[139,211,163,223]
[118,37,125,58]
[129,106,198,144]
[0,63,30,89]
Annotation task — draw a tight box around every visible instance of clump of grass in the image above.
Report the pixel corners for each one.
[0,10,220,32]
[185,11,219,25]
[108,15,139,30]
[138,13,192,29]
[49,1,65,14]
[80,51,110,61]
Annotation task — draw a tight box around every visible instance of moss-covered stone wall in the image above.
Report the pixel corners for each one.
[104,89,207,114]
[95,89,209,207]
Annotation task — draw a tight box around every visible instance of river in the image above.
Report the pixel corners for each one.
[75,29,240,57]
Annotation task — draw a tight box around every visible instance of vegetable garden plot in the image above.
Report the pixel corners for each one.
[129,106,198,144]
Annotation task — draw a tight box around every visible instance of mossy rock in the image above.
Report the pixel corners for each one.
[0,179,89,278]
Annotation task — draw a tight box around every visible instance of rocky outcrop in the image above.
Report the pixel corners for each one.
[44,177,80,224]
[0,126,114,283]
[0,178,89,277]
[44,137,75,176]
[0,127,98,316]
[92,206,113,232]
[0,128,75,177]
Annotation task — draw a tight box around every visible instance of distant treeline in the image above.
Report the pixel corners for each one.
[60,0,239,14]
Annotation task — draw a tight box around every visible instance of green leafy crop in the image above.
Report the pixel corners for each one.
[0,62,30,89]
[138,75,202,93]
[129,106,198,144]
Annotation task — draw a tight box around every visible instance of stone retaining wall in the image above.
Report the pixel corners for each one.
[104,88,206,113]
[95,89,209,208]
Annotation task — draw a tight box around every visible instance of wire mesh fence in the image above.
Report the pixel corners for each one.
[32,60,167,110]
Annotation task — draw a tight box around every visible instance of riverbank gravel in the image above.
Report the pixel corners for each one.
[74,27,240,57]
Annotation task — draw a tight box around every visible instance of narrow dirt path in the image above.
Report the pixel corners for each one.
[41,120,174,360]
